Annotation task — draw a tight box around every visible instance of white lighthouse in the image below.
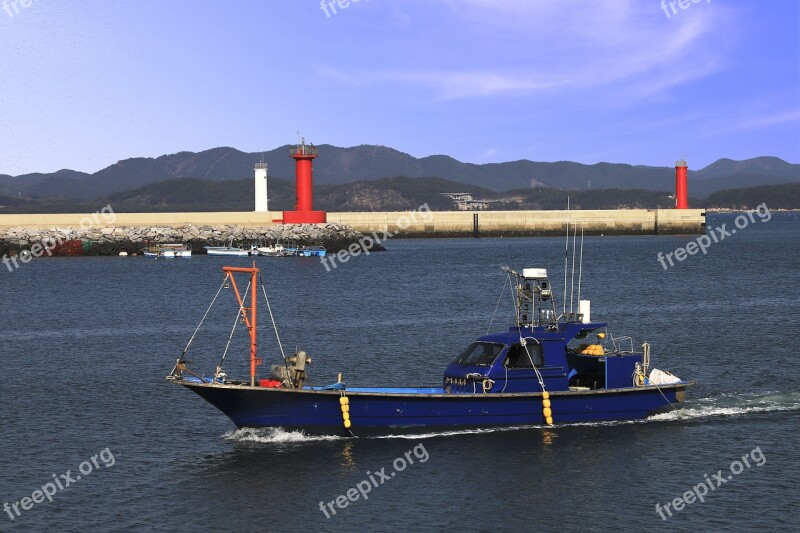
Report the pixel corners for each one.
[254,161,268,212]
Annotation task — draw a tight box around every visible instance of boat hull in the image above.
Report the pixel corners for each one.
[175,381,690,436]
[143,244,192,258]
[205,248,256,256]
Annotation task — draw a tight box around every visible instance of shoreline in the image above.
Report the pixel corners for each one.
[0,209,708,257]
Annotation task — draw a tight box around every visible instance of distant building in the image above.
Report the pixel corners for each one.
[440,192,497,210]
[441,192,474,202]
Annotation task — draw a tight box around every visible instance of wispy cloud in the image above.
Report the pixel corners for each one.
[316,67,567,99]
[379,71,566,99]
[317,0,731,102]
[735,110,800,130]
[698,108,800,139]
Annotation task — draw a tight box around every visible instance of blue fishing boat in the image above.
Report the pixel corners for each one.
[167,263,692,436]
[283,241,327,257]
[294,245,326,257]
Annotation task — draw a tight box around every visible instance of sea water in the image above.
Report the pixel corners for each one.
[1,213,798,531]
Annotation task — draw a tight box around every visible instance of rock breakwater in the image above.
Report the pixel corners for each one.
[0,223,384,257]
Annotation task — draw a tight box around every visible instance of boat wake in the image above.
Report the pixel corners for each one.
[374,425,543,440]
[648,390,800,423]
[223,427,344,443]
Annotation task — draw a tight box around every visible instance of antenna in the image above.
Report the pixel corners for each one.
[563,222,569,316]
[570,225,577,314]
[576,226,584,307]
[563,198,571,316]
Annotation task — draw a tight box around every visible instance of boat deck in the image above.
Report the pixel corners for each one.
[305,386,444,394]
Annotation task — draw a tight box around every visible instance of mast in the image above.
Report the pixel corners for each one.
[223,263,260,386]
[502,266,558,328]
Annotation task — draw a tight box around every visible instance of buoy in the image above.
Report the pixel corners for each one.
[340,395,351,428]
[541,391,553,425]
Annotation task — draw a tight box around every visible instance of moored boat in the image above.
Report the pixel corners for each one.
[283,241,327,257]
[204,239,258,256]
[142,243,192,258]
[256,242,292,257]
[295,245,326,257]
[167,261,693,437]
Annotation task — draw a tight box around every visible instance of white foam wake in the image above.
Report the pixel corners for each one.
[648,391,800,422]
[223,427,344,443]
[374,425,542,440]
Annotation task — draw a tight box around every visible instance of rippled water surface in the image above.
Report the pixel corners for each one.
[1,213,798,532]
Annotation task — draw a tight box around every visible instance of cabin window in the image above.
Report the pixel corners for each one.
[504,343,543,368]
[453,342,505,366]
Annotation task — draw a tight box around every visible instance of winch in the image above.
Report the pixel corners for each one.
[269,350,312,388]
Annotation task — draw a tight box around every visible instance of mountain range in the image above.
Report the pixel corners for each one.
[2,175,799,214]
[1,145,798,201]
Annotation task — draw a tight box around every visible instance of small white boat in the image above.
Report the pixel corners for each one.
[204,240,258,256]
[256,242,291,257]
[142,243,192,258]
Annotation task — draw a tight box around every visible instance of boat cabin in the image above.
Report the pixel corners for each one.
[442,267,646,394]
[443,323,645,394]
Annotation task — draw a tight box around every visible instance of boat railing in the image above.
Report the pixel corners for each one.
[608,334,635,354]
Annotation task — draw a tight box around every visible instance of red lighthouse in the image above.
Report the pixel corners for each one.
[675,159,689,209]
[283,138,327,224]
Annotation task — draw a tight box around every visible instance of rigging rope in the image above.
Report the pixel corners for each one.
[520,335,554,425]
[486,272,511,335]
[651,380,683,416]
[178,276,228,361]
[259,274,294,388]
[218,280,251,366]
[259,274,286,362]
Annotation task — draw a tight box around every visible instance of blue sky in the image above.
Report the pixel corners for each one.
[0,0,798,176]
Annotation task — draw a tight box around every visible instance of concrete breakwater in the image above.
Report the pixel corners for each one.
[0,223,379,257]
[329,208,707,237]
[0,208,706,236]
